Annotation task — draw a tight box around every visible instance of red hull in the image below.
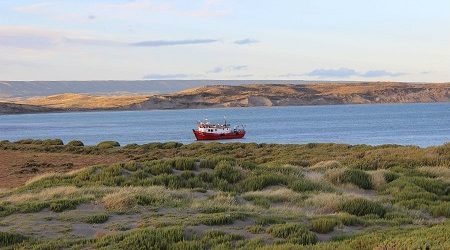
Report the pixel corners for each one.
[193,129,245,140]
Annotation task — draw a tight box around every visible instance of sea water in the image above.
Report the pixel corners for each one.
[1,103,449,147]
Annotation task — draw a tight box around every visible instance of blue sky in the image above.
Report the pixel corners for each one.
[0,0,449,81]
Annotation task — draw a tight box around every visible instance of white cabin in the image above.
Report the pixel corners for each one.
[197,120,231,134]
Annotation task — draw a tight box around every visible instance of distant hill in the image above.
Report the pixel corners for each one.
[128,82,449,109]
[0,80,319,98]
[0,102,59,115]
[19,93,149,110]
[4,82,448,114]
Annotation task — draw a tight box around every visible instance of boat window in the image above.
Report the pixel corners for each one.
[215,129,217,131]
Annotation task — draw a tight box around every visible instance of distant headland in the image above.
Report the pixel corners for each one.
[1,81,449,115]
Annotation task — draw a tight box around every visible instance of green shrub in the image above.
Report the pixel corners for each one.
[49,199,81,212]
[150,174,184,189]
[84,214,109,224]
[337,213,363,226]
[247,225,265,234]
[408,177,449,196]
[242,174,289,191]
[135,195,164,206]
[199,156,236,169]
[343,169,373,190]
[267,223,305,238]
[267,223,317,245]
[339,198,386,217]
[18,201,49,213]
[42,139,64,146]
[170,158,196,171]
[381,177,444,205]
[161,142,183,149]
[214,161,242,183]
[0,231,27,247]
[171,241,205,250]
[288,179,326,192]
[197,212,247,226]
[124,143,139,149]
[97,141,120,149]
[429,202,450,217]
[145,161,173,175]
[67,140,84,147]
[255,216,283,226]
[250,197,271,208]
[199,172,214,183]
[384,171,400,183]
[123,161,139,172]
[310,217,339,233]
[113,226,184,249]
[15,139,40,144]
[201,230,244,246]
[241,161,258,170]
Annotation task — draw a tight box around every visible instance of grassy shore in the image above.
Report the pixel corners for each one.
[0,140,449,249]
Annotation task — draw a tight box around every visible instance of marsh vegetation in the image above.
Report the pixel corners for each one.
[0,140,449,249]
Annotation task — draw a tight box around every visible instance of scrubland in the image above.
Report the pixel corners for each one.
[0,140,449,249]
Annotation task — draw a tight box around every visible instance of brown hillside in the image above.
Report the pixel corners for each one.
[4,82,449,114]
[17,93,150,110]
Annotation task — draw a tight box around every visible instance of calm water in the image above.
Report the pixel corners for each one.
[0,103,449,147]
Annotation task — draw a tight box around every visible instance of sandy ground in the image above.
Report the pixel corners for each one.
[0,150,129,188]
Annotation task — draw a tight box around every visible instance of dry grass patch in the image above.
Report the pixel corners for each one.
[102,186,190,212]
[267,204,307,218]
[304,192,352,214]
[18,93,150,109]
[370,170,388,190]
[310,160,342,171]
[6,186,81,203]
[417,166,450,180]
[191,192,245,212]
[323,168,346,185]
[243,187,302,203]
[24,172,60,186]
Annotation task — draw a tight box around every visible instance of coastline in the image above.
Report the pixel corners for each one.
[2,82,449,115]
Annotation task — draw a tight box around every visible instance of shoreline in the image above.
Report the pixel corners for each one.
[1,100,449,116]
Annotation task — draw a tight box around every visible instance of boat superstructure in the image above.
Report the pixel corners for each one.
[193,118,245,140]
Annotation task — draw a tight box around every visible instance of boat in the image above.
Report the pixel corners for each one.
[193,118,245,140]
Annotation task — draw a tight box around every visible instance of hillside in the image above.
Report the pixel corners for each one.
[19,93,149,110]
[132,82,450,109]
[3,82,450,114]
[0,80,313,98]
[0,102,59,115]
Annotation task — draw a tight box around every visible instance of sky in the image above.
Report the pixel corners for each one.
[0,0,449,81]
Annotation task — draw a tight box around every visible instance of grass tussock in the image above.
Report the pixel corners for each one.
[67,140,84,147]
[243,187,302,204]
[102,186,188,212]
[370,170,387,190]
[196,212,247,226]
[304,193,350,214]
[339,198,386,217]
[325,168,373,190]
[242,174,289,191]
[310,217,340,233]
[0,231,28,247]
[84,213,109,224]
[97,141,120,149]
[267,223,317,245]
[310,160,341,171]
